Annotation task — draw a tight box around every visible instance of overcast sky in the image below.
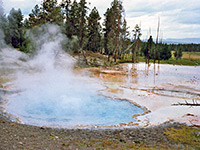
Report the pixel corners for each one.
[1,0,200,40]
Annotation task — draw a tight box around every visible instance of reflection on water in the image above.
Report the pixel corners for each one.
[98,63,200,101]
[127,63,199,89]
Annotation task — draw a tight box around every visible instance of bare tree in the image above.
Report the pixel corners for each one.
[158,32,163,64]
[114,1,120,62]
[154,17,160,64]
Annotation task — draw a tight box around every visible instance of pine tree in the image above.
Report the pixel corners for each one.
[61,0,71,20]
[7,8,24,48]
[78,0,88,64]
[103,0,123,62]
[103,8,112,56]
[120,18,129,59]
[78,0,88,47]
[0,0,7,48]
[42,0,63,25]
[111,0,123,62]
[28,4,41,27]
[67,0,80,37]
[160,44,171,60]
[174,47,182,60]
[146,35,153,64]
[132,24,142,63]
[61,0,73,38]
[28,0,63,27]
[86,7,101,52]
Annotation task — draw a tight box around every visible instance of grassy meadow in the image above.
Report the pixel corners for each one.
[120,51,200,66]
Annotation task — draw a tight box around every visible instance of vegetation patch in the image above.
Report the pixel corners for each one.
[164,125,200,149]
[160,58,200,66]
[120,55,200,66]
[0,76,11,85]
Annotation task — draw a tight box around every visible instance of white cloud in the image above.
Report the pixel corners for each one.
[2,0,39,15]
[123,0,200,39]
[1,0,200,40]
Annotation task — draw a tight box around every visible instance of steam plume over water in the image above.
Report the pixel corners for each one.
[1,24,144,127]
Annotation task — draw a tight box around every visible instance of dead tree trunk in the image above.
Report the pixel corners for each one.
[158,34,163,64]
[172,100,200,106]
[114,4,120,62]
[80,48,88,65]
[154,17,160,64]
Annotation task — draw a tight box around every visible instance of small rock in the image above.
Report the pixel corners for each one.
[40,127,45,130]
[198,132,200,137]
[55,136,59,139]
[186,113,195,116]
[133,123,139,126]
[119,123,126,126]
[132,114,140,118]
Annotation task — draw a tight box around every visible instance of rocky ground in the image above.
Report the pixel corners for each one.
[1,113,199,150]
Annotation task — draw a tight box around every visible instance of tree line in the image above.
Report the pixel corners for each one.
[0,0,199,64]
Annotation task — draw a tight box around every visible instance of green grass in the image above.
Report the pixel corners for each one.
[120,53,200,66]
[164,125,200,149]
[0,76,11,85]
[160,58,200,66]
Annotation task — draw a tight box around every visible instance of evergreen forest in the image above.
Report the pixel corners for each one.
[0,0,200,65]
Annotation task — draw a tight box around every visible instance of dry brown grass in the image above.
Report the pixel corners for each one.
[172,51,200,59]
[182,52,200,59]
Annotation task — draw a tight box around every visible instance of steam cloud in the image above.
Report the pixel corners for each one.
[13,24,100,103]
[1,24,103,126]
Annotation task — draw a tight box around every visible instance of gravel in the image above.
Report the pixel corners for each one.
[0,113,188,150]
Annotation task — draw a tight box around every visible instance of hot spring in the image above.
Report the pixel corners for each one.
[7,94,143,127]
[1,25,144,127]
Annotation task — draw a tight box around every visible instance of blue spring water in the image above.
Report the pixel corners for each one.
[7,94,144,127]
